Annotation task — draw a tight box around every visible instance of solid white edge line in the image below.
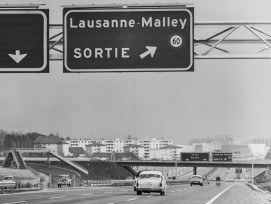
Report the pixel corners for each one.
[225,168,233,181]
[2,202,26,204]
[205,182,236,204]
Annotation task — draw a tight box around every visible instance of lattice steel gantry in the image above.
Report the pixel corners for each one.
[49,21,271,60]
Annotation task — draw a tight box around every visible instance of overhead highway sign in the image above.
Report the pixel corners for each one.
[0,10,49,73]
[212,152,232,162]
[63,7,194,72]
[181,152,210,162]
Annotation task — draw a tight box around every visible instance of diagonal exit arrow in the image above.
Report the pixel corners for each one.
[140,46,157,59]
[8,50,27,63]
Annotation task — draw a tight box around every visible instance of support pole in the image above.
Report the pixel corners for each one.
[193,167,197,175]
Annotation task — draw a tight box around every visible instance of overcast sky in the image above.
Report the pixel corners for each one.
[0,0,271,145]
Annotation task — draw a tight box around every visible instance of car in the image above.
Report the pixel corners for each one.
[0,176,16,189]
[2,176,16,184]
[126,176,133,180]
[57,174,71,188]
[190,175,204,186]
[135,171,167,196]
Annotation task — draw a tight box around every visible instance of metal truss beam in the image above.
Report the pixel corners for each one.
[49,21,271,60]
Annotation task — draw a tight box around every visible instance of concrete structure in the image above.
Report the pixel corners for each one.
[123,144,144,159]
[66,138,172,159]
[248,144,269,159]
[33,135,61,153]
[149,145,183,160]
[85,143,107,156]
[57,142,71,157]
[192,143,220,152]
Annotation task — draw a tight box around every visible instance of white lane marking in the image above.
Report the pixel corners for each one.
[49,196,66,199]
[208,168,221,179]
[2,201,26,204]
[225,168,232,181]
[205,182,236,204]
[171,191,175,192]
[127,198,138,201]
[82,193,93,195]
[104,191,113,193]
[178,189,182,191]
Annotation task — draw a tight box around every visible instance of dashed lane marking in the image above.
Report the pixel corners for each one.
[127,198,138,201]
[82,193,93,195]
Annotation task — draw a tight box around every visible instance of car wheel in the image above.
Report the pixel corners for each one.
[137,191,142,195]
[160,191,165,196]
[200,183,203,186]
[190,183,192,186]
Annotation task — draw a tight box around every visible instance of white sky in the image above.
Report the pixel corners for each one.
[0,0,271,144]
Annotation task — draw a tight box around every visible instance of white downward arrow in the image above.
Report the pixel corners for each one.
[140,46,157,59]
[8,50,27,63]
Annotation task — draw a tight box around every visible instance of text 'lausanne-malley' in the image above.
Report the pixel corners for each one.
[69,16,188,29]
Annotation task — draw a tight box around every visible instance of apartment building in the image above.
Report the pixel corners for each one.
[66,138,173,159]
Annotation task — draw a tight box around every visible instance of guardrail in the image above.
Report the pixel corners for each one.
[81,179,190,187]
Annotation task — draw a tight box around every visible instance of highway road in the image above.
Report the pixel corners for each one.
[0,182,265,204]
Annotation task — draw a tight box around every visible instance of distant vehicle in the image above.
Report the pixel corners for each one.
[126,176,133,180]
[57,174,71,187]
[0,176,16,188]
[2,176,16,184]
[190,175,204,186]
[135,171,167,196]
[216,176,221,186]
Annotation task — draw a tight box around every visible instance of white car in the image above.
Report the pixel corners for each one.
[190,175,204,186]
[135,171,167,196]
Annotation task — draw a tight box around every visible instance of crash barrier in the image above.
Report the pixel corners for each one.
[81,179,191,187]
[81,180,113,187]
[166,180,190,185]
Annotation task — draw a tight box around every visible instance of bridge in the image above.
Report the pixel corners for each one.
[116,160,271,169]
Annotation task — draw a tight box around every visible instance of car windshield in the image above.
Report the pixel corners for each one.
[4,177,12,180]
[139,174,161,179]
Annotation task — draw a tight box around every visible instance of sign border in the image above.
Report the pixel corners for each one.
[0,10,48,72]
[64,8,193,73]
